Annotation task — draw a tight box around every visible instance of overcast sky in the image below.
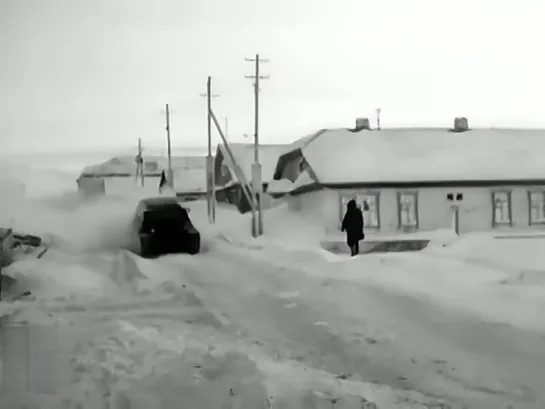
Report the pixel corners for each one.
[2,0,545,154]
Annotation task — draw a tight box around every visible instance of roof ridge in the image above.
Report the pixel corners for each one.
[319,126,545,132]
[296,127,545,185]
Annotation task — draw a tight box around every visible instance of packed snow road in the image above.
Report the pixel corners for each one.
[3,241,545,408]
[164,243,545,409]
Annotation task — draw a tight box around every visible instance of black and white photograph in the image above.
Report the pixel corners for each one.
[1,0,545,407]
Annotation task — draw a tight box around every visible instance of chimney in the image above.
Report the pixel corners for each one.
[453,117,469,132]
[355,117,371,131]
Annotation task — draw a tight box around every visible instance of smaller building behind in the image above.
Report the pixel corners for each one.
[77,154,206,200]
[214,142,287,213]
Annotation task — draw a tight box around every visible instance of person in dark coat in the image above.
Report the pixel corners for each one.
[341,199,364,256]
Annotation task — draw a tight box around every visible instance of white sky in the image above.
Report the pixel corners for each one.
[2,0,545,154]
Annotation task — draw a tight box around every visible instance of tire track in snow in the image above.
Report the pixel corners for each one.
[166,247,545,409]
[289,258,545,408]
[163,250,460,402]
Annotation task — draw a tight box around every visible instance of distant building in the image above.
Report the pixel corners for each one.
[214,143,287,213]
[271,117,545,235]
[77,155,206,200]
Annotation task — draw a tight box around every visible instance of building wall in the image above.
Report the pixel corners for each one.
[290,184,545,236]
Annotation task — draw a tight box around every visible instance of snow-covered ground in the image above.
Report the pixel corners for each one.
[1,160,545,408]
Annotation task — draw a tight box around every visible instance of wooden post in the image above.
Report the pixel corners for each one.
[245,54,269,236]
[165,104,173,187]
[201,77,219,224]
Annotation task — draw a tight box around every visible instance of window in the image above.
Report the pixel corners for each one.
[397,191,418,228]
[492,191,512,226]
[358,193,380,228]
[144,161,158,172]
[339,192,380,228]
[528,191,545,225]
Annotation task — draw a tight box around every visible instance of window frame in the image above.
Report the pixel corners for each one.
[338,191,381,230]
[359,191,381,229]
[527,190,545,226]
[396,191,419,230]
[491,190,513,227]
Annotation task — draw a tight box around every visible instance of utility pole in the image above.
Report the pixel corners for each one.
[245,54,269,237]
[200,76,220,224]
[135,138,144,187]
[165,104,173,188]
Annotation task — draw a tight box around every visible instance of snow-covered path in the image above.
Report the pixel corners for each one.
[4,240,545,408]
[162,244,545,409]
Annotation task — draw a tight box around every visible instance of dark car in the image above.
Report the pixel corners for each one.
[130,197,200,257]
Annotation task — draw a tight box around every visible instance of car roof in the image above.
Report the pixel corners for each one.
[138,196,183,211]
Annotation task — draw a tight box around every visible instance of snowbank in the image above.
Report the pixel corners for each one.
[430,232,545,273]
[258,234,545,332]
[186,200,326,252]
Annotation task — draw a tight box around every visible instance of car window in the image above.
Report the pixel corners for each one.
[141,212,156,233]
[141,207,186,229]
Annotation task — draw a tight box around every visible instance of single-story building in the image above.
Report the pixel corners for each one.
[214,142,287,213]
[271,117,545,236]
[77,155,206,199]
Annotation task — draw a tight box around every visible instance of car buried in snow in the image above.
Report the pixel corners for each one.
[130,197,200,257]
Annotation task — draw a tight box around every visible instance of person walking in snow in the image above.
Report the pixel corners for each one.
[341,199,364,256]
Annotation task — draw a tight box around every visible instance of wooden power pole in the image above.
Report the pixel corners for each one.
[135,138,144,186]
[200,77,220,224]
[376,108,382,130]
[245,54,269,237]
[165,103,173,188]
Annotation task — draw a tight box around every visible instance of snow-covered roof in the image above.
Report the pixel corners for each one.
[278,131,322,155]
[286,128,545,184]
[80,155,205,177]
[217,143,288,184]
